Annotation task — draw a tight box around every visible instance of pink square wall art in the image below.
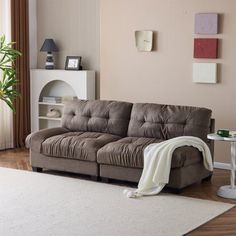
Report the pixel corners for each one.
[194,38,218,59]
[195,13,218,34]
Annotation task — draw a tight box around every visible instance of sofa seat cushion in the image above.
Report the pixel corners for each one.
[97,137,203,169]
[41,132,120,162]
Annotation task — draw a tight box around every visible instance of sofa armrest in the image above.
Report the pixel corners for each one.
[25,127,69,153]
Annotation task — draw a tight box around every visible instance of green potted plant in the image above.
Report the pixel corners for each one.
[0,35,21,111]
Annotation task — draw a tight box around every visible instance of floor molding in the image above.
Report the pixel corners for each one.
[214,162,231,170]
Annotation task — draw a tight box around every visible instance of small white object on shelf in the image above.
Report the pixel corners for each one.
[230,131,236,138]
[46,109,61,118]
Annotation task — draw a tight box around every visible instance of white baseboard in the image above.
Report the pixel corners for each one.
[214,162,231,170]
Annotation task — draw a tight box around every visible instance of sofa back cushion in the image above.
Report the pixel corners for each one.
[128,103,212,141]
[62,100,133,137]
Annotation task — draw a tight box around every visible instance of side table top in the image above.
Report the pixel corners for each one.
[207,133,236,142]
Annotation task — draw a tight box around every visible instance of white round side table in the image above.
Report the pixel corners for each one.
[207,133,236,199]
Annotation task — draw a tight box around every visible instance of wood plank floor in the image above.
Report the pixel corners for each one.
[0,148,236,235]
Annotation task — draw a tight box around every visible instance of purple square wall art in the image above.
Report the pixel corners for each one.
[195,13,218,34]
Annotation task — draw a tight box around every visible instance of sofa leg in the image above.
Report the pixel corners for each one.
[202,174,212,182]
[101,177,109,183]
[90,176,98,181]
[32,167,43,172]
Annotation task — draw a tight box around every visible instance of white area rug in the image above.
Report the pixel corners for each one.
[0,167,234,236]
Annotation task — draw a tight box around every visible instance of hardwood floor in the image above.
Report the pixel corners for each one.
[0,148,30,170]
[0,148,236,235]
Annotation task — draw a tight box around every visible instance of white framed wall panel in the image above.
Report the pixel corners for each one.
[193,63,217,84]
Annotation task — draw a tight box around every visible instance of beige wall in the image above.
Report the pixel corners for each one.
[37,0,100,97]
[100,0,236,163]
[29,0,37,69]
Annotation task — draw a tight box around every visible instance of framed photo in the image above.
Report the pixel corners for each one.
[65,56,82,70]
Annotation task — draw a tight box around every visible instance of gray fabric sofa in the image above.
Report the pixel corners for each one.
[26,100,214,190]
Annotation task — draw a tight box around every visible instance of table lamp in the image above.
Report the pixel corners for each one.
[40,39,59,69]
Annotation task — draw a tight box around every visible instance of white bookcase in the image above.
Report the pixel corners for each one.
[30,69,95,132]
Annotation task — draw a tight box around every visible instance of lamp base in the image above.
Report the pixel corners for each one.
[45,65,54,70]
[45,52,55,70]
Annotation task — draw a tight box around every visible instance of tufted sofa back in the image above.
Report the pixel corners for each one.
[62,100,133,137]
[128,103,212,141]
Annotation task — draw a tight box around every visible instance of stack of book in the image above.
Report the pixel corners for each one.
[62,96,78,102]
[42,96,62,103]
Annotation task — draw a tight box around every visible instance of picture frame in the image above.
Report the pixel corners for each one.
[65,56,82,70]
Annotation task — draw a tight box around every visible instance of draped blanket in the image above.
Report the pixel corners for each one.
[124,136,213,198]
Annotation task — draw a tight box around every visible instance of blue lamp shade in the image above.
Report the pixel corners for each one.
[40,39,58,52]
[40,39,58,69]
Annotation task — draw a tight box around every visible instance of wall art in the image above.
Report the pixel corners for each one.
[194,38,218,58]
[135,31,153,52]
[195,13,218,34]
[193,62,217,83]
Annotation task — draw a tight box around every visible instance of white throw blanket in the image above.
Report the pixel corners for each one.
[124,136,213,198]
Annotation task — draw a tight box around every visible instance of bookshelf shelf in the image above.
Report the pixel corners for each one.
[38,102,64,106]
[39,116,62,121]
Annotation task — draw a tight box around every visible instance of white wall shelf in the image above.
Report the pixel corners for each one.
[39,116,62,121]
[30,69,95,131]
[38,102,65,106]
